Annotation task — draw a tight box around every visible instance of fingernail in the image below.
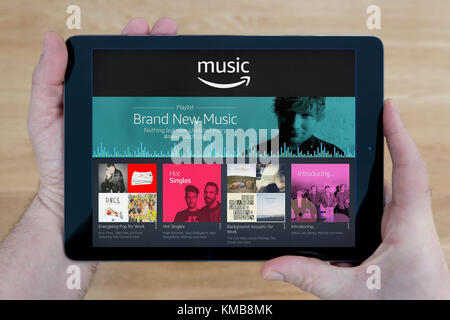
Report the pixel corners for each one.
[263,270,284,281]
[43,33,49,56]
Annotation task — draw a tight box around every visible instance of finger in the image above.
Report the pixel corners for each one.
[122,18,150,35]
[383,98,431,209]
[30,31,67,115]
[261,255,352,299]
[384,180,392,206]
[150,17,178,35]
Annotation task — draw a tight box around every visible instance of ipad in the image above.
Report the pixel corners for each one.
[64,35,383,262]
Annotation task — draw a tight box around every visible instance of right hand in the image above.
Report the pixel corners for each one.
[262,99,450,299]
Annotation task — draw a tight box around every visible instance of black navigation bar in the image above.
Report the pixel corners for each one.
[93,49,355,97]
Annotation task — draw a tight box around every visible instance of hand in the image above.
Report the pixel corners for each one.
[29,17,178,218]
[0,18,177,300]
[261,99,450,299]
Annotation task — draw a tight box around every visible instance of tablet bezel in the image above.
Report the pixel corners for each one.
[64,35,383,262]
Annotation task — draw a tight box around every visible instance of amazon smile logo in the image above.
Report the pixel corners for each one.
[197,57,251,89]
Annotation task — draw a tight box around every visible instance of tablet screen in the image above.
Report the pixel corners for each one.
[91,49,356,248]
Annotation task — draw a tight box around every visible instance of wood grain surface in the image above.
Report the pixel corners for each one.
[0,0,449,299]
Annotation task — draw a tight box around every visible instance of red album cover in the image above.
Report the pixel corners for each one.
[127,163,157,193]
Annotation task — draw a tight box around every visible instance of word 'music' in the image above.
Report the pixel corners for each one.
[198,57,250,74]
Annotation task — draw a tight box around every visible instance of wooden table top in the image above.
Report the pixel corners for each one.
[0,0,449,299]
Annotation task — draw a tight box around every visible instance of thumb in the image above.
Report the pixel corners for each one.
[28,31,67,135]
[261,255,353,299]
[383,98,431,210]
[30,31,67,110]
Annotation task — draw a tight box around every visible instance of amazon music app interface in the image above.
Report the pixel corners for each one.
[91,49,356,247]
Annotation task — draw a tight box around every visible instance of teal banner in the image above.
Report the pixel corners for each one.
[92,97,355,158]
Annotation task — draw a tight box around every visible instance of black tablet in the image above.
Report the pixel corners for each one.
[64,35,383,262]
